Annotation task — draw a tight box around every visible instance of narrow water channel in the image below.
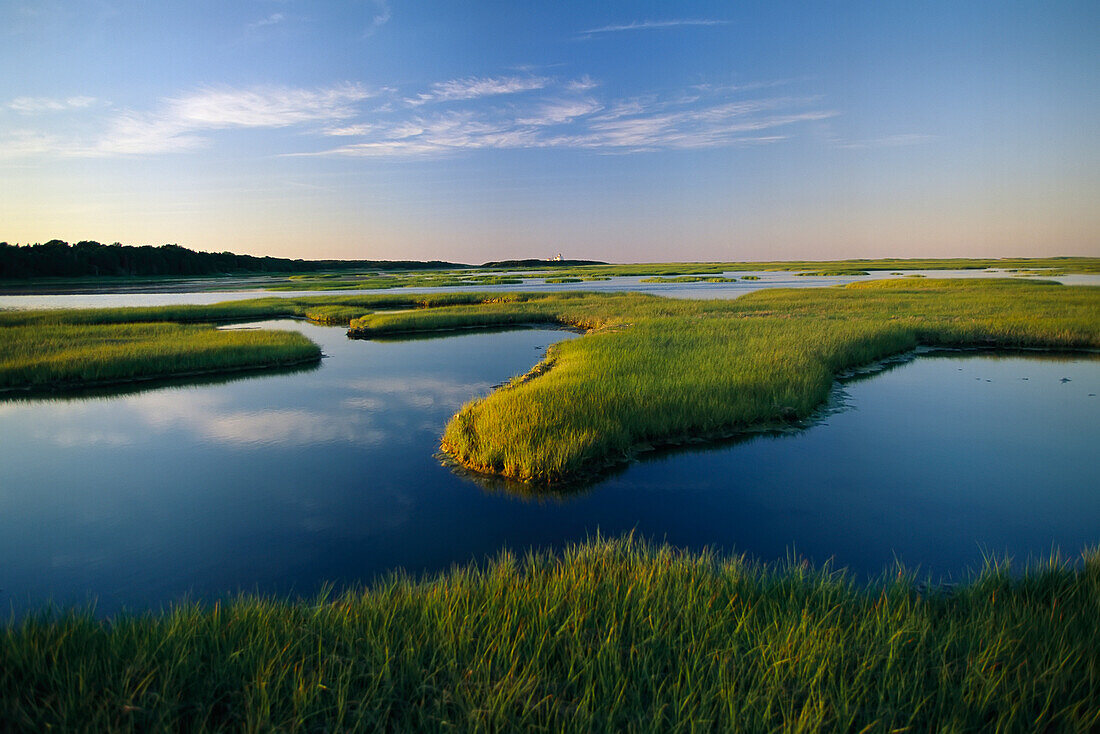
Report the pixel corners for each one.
[0,320,1096,615]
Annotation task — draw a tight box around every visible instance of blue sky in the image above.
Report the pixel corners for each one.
[1,1,1097,262]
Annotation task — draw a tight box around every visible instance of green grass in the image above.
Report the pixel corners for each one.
[0,322,320,391]
[639,275,738,283]
[474,257,1100,279]
[2,535,1097,732]
[795,270,870,276]
[345,279,1100,483]
[0,291,598,392]
[4,279,1098,480]
[265,272,527,291]
[124,257,1097,293]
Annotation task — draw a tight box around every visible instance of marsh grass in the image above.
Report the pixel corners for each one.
[138,257,1100,293]
[4,279,1098,477]
[2,535,1097,732]
[345,279,1100,483]
[0,322,320,391]
[795,269,870,276]
[477,257,1100,279]
[0,292,552,391]
[639,275,738,283]
[266,272,526,291]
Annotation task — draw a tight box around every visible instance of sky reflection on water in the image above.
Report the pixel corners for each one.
[0,320,1096,615]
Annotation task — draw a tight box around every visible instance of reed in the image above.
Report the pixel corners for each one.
[346,279,1100,483]
[2,536,1097,732]
[0,322,319,391]
[4,280,1098,481]
[639,275,738,283]
[0,292,558,392]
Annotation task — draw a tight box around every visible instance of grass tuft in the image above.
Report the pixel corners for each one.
[2,536,1097,732]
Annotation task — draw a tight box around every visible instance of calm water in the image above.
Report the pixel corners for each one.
[2,269,1098,309]
[0,320,1097,615]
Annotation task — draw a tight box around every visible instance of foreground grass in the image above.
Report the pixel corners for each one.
[344,278,1100,483]
[2,536,1097,732]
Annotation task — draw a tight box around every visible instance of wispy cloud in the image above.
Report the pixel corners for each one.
[164,84,370,128]
[96,84,373,154]
[8,96,98,113]
[1,84,374,157]
[246,12,285,31]
[1,76,836,160]
[312,82,835,157]
[579,18,729,36]
[407,75,548,106]
[565,75,599,92]
[515,98,603,126]
[364,0,390,37]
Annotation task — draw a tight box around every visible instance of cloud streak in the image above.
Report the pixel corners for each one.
[407,75,549,105]
[364,0,391,37]
[1,76,836,159]
[0,84,375,157]
[8,96,98,113]
[579,18,729,35]
[94,84,373,154]
[314,83,835,157]
[247,12,285,31]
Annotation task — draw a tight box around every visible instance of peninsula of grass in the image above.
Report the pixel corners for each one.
[0,292,509,392]
[0,321,320,392]
[4,280,1098,478]
[3,535,1098,731]
[346,278,1099,483]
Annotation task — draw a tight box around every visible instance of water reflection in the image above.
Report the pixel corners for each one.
[0,320,1096,617]
[3,269,1098,310]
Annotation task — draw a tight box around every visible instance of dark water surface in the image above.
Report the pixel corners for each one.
[1,320,1096,615]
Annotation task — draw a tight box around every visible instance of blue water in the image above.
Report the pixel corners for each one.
[0,320,1096,615]
[2,269,1097,310]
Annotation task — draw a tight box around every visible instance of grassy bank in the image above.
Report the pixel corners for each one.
[210,257,1100,291]
[344,279,1100,483]
[4,280,1098,475]
[0,322,320,391]
[0,292,534,391]
[640,275,738,283]
[2,536,1097,732]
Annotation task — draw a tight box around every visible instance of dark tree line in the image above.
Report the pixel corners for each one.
[0,240,465,279]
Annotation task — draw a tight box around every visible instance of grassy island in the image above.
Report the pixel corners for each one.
[2,280,1098,730]
[348,278,1099,483]
[0,320,320,392]
[3,279,1098,484]
[3,536,1098,731]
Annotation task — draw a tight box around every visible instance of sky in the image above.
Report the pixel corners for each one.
[1,1,1097,263]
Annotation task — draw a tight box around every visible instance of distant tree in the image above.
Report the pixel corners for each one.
[0,240,472,279]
